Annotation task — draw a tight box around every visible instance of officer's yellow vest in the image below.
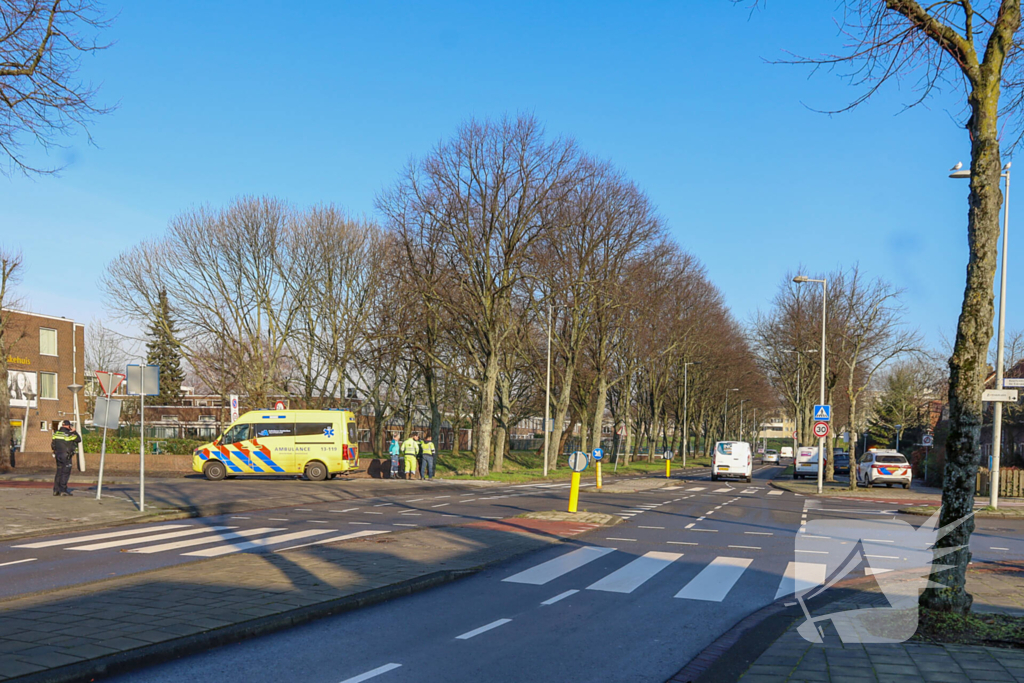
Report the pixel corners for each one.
[421,442,436,456]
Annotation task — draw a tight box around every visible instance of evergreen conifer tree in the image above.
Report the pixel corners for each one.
[146,289,185,406]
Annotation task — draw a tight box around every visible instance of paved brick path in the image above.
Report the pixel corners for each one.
[0,523,576,681]
[732,564,1024,683]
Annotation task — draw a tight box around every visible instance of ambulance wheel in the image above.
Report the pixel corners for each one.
[203,461,226,481]
[304,461,328,482]
[902,483,910,489]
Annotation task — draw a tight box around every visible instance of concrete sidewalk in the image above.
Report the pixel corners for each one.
[678,562,1024,683]
[0,518,599,682]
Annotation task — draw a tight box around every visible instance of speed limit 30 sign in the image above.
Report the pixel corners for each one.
[813,421,830,438]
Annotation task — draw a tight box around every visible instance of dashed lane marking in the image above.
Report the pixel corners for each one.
[0,558,36,567]
[541,590,578,605]
[337,663,402,683]
[456,618,512,640]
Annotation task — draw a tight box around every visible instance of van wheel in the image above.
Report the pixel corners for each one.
[304,461,328,482]
[711,473,717,481]
[203,461,226,481]
[746,475,752,483]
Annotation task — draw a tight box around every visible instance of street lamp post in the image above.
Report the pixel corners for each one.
[895,423,903,452]
[683,361,701,468]
[542,302,553,478]
[739,399,749,443]
[951,161,1011,509]
[794,275,828,495]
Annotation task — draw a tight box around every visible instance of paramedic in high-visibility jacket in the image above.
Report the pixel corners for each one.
[401,434,421,481]
[51,420,81,496]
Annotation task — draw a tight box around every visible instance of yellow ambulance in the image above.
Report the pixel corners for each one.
[192,410,359,481]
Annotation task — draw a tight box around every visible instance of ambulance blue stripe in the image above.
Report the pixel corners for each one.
[251,449,285,473]
[219,455,243,473]
[231,449,264,473]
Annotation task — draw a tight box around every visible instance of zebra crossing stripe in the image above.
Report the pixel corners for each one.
[13,524,193,549]
[182,529,338,557]
[274,529,390,552]
[767,490,784,496]
[674,557,752,602]
[774,561,827,599]
[67,527,236,551]
[587,551,682,594]
[126,527,286,554]
[503,546,616,585]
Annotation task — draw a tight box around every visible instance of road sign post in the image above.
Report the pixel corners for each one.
[592,448,604,490]
[127,364,160,512]
[93,371,125,501]
[567,451,588,513]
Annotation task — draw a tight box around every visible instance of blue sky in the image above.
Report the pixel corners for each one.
[0,1,999,350]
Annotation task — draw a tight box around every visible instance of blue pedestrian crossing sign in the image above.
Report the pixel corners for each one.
[592,448,604,461]
[813,405,831,422]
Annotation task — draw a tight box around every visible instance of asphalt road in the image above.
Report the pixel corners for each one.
[88,467,1023,683]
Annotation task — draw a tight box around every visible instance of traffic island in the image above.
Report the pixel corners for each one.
[0,521,601,683]
[898,505,1024,518]
[515,510,622,526]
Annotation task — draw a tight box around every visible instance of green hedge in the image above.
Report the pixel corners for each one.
[81,435,206,455]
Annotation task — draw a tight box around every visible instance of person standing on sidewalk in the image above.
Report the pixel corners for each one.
[420,435,436,481]
[401,434,420,481]
[51,420,81,497]
[388,435,401,480]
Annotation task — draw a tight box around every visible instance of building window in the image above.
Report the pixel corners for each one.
[346,387,359,399]
[39,328,57,356]
[40,421,49,431]
[199,415,217,423]
[39,372,58,400]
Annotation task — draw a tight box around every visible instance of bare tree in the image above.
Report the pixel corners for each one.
[0,0,112,175]
[379,114,583,476]
[751,0,1022,613]
[84,319,135,373]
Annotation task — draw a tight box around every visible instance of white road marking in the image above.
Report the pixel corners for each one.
[456,618,512,640]
[667,541,697,546]
[268,518,289,521]
[684,523,695,529]
[128,528,285,554]
[503,546,616,585]
[393,524,418,527]
[689,529,718,533]
[744,532,773,536]
[728,545,761,550]
[333,508,359,513]
[230,516,250,519]
[713,488,733,493]
[276,530,389,552]
[374,503,395,507]
[767,490,784,496]
[459,498,478,502]
[775,562,827,599]
[866,567,893,575]
[0,558,36,567]
[337,662,401,683]
[541,590,579,605]
[364,512,384,515]
[13,524,193,549]
[606,537,637,542]
[675,556,752,602]
[400,512,422,516]
[68,527,236,551]
[349,522,372,525]
[587,551,683,594]
[686,487,706,492]
[185,529,338,557]
[432,496,451,499]
[865,554,899,559]
[294,509,313,511]
[639,526,665,529]
[991,547,1010,551]
[795,550,829,554]
[405,498,425,502]
[432,503,450,508]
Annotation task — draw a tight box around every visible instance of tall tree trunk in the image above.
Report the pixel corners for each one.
[424,364,442,449]
[921,80,1003,614]
[474,355,499,477]
[591,374,608,452]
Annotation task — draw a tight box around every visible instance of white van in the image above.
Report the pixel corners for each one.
[712,441,753,482]
[794,446,823,479]
[780,446,793,460]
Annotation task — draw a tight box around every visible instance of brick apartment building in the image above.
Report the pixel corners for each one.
[5,309,86,452]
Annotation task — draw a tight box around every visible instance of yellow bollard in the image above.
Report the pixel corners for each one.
[568,471,581,513]
[666,457,671,478]
[596,461,603,490]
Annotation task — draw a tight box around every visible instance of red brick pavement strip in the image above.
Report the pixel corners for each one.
[463,519,600,536]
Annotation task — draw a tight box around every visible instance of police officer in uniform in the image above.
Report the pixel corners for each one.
[51,420,81,496]
[420,435,437,481]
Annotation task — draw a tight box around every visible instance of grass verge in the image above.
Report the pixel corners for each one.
[913,610,1024,649]
[433,450,709,483]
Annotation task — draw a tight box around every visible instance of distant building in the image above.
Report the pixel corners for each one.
[757,412,794,441]
[4,309,85,452]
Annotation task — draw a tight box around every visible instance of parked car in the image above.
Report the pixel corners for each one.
[857,449,911,489]
[763,449,779,464]
[833,452,850,475]
[712,441,753,482]
[794,446,824,479]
